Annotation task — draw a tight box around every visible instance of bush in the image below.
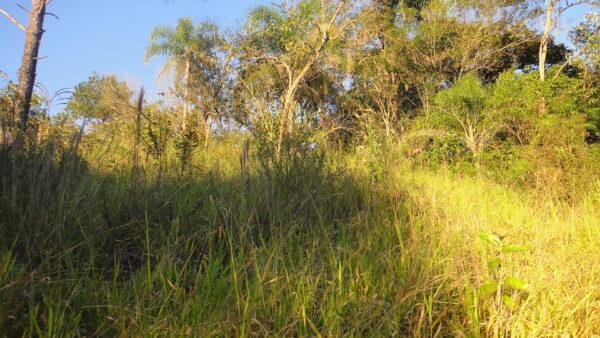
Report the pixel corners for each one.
[528,114,597,201]
[403,131,472,169]
[406,69,600,200]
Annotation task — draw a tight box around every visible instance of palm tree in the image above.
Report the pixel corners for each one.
[186,21,227,148]
[144,17,202,130]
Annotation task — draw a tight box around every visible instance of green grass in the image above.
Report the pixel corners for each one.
[0,139,598,336]
[399,168,600,336]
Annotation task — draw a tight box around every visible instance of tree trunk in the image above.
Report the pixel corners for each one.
[203,115,211,148]
[539,0,556,82]
[274,0,347,161]
[276,92,295,160]
[134,87,145,171]
[17,0,47,135]
[182,58,191,130]
[287,101,295,134]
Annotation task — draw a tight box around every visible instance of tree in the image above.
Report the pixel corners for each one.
[13,0,47,136]
[144,17,205,131]
[431,74,500,163]
[571,11,600,68]
[571,12,600,142]
[185,20,229,148]
[237,0,349,159]
[66,73,134,122]
[345,0,537,139]
[538,0,599,81]
[0,82,19,144]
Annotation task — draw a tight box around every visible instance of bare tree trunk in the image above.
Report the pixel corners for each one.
[134,87,145,171]
[276,91,295,159]
[274,0,347,161]
[182,58,191,131]
[287,100,295,134]
[275,43,326,160]
[17,0,47,135]
[203,115,212,148]
[539,0,556,82]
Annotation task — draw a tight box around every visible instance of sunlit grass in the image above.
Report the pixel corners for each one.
[0,142,598,336]
[399,168,600,336]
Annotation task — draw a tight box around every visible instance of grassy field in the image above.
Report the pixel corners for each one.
[0,140,599,336]
[399,169,600,336]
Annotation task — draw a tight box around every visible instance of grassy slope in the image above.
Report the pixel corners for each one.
[0,142,599,336]
[399,169,600,336]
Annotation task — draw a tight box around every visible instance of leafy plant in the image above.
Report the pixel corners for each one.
[174,123,199,172]
[478,232,530,308]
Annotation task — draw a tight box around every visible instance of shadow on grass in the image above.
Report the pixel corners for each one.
[0,143,384,335]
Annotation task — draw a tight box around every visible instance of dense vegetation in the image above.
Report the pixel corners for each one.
[1,0,599,336]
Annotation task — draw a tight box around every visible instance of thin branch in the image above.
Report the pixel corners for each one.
[16,4,29,14]
[552,58,571,79]
[45,12,59,20]
[555,0,587,18]
[0,8,26,32]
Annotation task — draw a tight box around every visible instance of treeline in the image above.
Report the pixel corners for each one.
[1,0,599,197]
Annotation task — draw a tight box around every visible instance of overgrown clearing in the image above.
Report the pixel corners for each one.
[1,0,599,335]
[0,141,598,336]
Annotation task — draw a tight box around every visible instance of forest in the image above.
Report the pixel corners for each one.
[0,0,599,336]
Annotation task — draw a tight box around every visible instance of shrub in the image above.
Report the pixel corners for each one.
[528,114,596,201]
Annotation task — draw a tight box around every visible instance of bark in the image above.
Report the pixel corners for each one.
[134,87,145,170]
[277,91,296,159]
[539,0,556,82]
[182,57,191,130]
[203,115,212,148]
[17,0,47,135]
[274,0,347,160]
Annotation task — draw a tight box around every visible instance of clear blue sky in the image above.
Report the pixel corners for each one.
[0,0,271,107]
[0,0,593,113]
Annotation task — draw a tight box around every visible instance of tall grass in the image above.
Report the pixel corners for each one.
[398,169,600,336]
[0,137,598,336]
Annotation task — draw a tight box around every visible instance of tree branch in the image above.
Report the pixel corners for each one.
[0,8,26,32]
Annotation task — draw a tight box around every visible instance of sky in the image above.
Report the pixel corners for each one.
[0,0,271,111]
[0,1,594,114]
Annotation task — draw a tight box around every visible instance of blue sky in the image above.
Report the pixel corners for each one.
[0,0,271,107]
[0,0,594,113]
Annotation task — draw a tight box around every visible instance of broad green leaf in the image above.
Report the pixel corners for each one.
[504,276,529,291]
[502,295,517,309]
[501,244,530,253]
[479,232,502,247]
[479,281,499,296]
[487,257,501,270]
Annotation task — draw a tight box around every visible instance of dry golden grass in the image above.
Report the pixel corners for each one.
[2,139,598,336]
[397,168,600,336]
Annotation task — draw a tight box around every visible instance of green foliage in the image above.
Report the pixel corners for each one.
[571,12,600,69]
[528,114,595,200]
[142,104,174,163]
[145,18,226,113]
[585,86,600,142]
[433,74,487,120]
[409,69,599,199]
[245,0,323,56]
[2,0,600,335]
[478,232,530,308]
[144,17,198,65]
[174,124,199,172]
[244,5,287,53]
[489,69,588,121]
[422,134,471,167]
[66,73,133,121]
[414,74,499,162]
